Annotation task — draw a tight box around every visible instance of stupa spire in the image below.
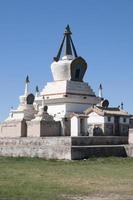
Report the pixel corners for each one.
[54,25,78,61]
[64,25,72,56]
[24,75,30,96]
[121,102,124,110]
[99,83,103,99]
[35,86,39,97]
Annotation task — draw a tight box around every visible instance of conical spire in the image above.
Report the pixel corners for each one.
[24,75,30,96]
[99,84,102,90]
[64,25,72,56]
[35,85,39,97]
[25,75,30,83]
[99,83,103,99]
[42,96,45,108]
[36,85,39,93]
[54,25,78,61]
[121,102,124,110]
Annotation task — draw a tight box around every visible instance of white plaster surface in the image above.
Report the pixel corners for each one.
[128,129,133,144]
[87,112,104,124]
[119,117,129,124]
[104,116,114,123]
[66,103,91,113]
[51,59,72,81]
[41,80,96,96]
[38,79,100,120]
[71,116,80,136]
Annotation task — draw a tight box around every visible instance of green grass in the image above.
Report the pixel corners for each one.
[0,157,133,200]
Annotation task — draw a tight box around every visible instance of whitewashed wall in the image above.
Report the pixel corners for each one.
[48,103,92,121]
[71,116,80,136]
[119,117,129,124]
[87,112,104,124]
[104,116,114,123]
[48,104,66,120]
[66,103,91,113]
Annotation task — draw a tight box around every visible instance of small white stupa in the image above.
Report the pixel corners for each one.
[0,76,36,137]
[6,76,36,121]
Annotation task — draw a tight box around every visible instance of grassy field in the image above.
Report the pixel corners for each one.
[0,157,133,200]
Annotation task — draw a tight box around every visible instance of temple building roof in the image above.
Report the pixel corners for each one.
[84,106,129,117]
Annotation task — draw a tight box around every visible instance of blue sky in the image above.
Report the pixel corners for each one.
[0,0,133,121]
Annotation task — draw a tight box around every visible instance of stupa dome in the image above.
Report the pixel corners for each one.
[51,55,73,81]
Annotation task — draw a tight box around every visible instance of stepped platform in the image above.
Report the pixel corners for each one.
[71,136,129,159]
[71,136,128,146]
[71,145,128,159]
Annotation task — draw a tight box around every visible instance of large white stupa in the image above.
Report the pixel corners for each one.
[37,25,101,120]
[4,25,101,123]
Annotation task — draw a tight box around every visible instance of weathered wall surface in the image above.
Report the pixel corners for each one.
[0,120,27,138]
[119,124,129,136]
[71,136,130,159]
[40,121,61,137]
[27,121,61,137]
[71,136,128,146]
[0,137,71,160]
[61,118,71,136]
[128,128,133,144]
[104,123,113,135]
[127,130,133,157]
[27,121,41,137]
[0,135,133,160]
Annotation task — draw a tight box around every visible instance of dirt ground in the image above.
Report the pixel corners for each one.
[63,193,133,200]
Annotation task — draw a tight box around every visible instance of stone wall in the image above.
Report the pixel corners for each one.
[71,136,129,159]
[129,118,133,128]
[0,137,71,160]
[128,129,133,157]
[62,118,71,136]
[93,124,104,136]
[0,136,133,159]
[0,120,27,138]
[128,128,133,144]
[40,121,61,136]
[71,136,128,146]
[119,124,129,136]
[27,121,61,137]
[104,123,113,135]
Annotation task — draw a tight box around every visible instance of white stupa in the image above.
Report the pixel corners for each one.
[6,76,36,121]
[36,25,101,120]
